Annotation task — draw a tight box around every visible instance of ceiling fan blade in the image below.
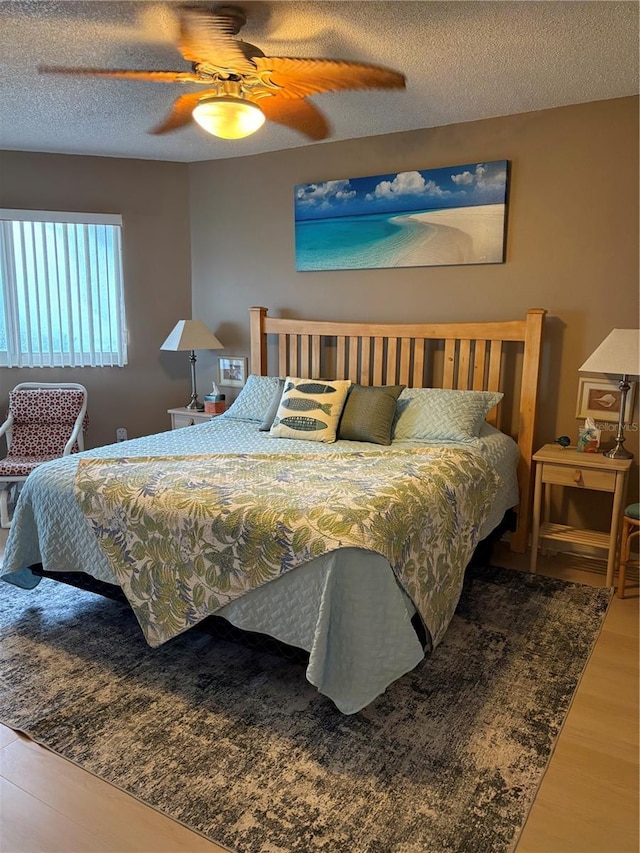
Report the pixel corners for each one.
[253,57,406,99]
[178,7,257,74]
[38,66,203,84]
[150,90,215,134]
[259,95,329,140]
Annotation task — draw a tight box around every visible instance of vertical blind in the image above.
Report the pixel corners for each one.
[0,210,128,367]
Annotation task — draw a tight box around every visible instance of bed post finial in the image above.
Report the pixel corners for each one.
[250,307,268,376]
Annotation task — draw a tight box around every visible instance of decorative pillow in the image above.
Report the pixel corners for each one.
[269,377,351,443]
[220,374,284,423]
[259,378,285,431]
[392,388,503,443]
[337,384,405,445]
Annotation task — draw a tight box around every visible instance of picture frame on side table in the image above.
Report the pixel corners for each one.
[217,356,247,388]
[576,377,636,423]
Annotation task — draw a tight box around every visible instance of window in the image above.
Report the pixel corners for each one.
[0,210,128,367]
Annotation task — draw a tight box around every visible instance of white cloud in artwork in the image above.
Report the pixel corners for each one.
[365,171,450,201]
[296,179,356,208]
[451,163,506,191]
[451,170,475,185]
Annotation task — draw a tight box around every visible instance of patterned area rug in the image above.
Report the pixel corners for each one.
[0,566,610,853]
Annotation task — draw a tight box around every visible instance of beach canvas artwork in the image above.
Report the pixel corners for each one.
[294,161,509,271]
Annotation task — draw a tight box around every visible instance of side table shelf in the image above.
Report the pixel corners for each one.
[530,443,632,587]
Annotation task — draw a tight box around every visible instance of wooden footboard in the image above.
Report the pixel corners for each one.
[249,306,546,553]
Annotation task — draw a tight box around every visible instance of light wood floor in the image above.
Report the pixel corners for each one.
[1,539,638,853]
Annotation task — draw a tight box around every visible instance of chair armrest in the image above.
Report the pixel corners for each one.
[63,421,84,455]
[62,398,88,455]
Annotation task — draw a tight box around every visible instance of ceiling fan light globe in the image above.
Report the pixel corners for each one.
[192,96,265,139]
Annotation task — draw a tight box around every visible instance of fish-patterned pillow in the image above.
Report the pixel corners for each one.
[269,377,351,443]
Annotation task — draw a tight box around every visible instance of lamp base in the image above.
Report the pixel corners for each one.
[604,443,633,460]
[185,395,204,412]
[603,376,634,460]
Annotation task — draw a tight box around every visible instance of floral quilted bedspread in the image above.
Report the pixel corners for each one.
[74,446,498,648]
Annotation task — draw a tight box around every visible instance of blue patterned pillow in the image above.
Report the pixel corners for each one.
[270,377,351,443]
[220,374,284,423]
[392,388,503,442]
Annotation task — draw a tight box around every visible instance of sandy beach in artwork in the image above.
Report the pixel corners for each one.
[391,204,505,266]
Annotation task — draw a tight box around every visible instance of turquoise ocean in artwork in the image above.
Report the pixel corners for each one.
[295,212,435,271]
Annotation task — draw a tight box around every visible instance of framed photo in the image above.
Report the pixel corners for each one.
[576,377,635,423]
[217,356,247,388]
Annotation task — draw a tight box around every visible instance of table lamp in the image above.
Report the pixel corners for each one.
[161,319,223,411]
[579,328,640,459]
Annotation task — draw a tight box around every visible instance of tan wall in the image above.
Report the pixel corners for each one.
[189,96,640,526]
[0,150,193,447]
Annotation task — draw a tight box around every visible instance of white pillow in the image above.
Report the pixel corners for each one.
[270,377,351,443]
[392,388,503,443]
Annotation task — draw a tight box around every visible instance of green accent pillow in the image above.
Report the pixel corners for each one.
[338,384,406,445]
[270,377,351,443]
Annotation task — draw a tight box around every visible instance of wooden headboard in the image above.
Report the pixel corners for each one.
[249,306,546,554]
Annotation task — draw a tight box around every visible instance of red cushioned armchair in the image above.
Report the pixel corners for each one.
[0,382,88,528]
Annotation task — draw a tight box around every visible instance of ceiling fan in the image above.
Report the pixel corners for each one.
[38,4,406,141]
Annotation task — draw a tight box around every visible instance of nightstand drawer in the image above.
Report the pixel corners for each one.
[168,408,219,430]
[542,462,616,492]
[172,413,199,429]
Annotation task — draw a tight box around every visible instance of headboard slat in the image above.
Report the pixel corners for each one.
[360,337,371,385]
[473,340,487,390]
[487,340,503,392]
[443,339,456,389]
[299,334,309,377]
[373,338,384,385]
[458,340,472,390]
[311,335,321,378]
[412,339,425,388]
[386,338,398,384]
[399,338,411,386]
[288,335,298,376]
[277,334,287,377]
[336,336,346,379]
[348,339,358,382]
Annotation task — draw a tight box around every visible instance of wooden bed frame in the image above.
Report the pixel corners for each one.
[250,306,546,554]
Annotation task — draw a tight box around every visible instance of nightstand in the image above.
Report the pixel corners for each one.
[168,408,220,430]
[530,443,633,585]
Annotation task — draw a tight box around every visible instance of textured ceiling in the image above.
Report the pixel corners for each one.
[0,1,638,163]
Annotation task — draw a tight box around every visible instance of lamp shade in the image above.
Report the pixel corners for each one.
[192,96,265,140]
[160,320,223,352]
[579,328,640,377]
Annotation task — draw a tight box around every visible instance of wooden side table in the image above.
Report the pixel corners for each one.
[530,443,632,586]
[168,408,220,430]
